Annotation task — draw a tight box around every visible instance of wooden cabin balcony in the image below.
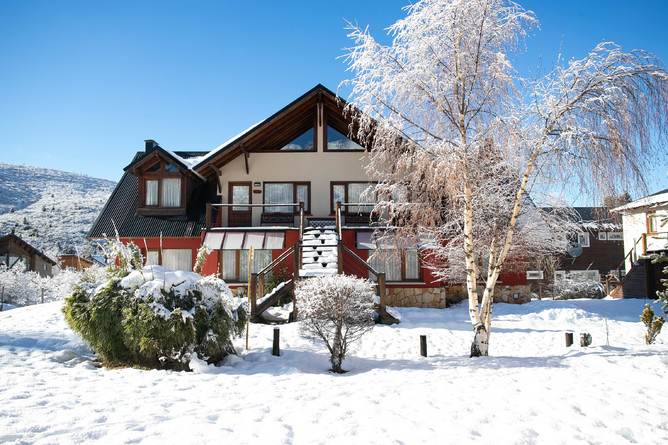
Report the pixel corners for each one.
[205,202,377,230]
[206,202,306,230]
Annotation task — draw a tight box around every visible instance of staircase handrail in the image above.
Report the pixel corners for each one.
[299,202,305,242]
[251,243,299,321]
[341,244,380,276]
[257,244,297,277]
[340,243,386,308]
[335,202,343,240]
[606,234,646,295]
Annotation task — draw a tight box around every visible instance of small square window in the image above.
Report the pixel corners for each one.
[648,213,661,234]
[598,232,607,241]
[526,270,544,280]
[577,232,590,247]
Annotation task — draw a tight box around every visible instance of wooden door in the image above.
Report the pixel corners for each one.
[228,182,252,227]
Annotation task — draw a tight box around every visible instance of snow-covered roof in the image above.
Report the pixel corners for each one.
[611,189,668,213]
[166,150,207,181]
[191,120,266,170]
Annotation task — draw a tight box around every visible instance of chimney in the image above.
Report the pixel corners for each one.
[144,139,159,152]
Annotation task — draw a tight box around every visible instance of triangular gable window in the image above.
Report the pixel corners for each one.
[280,128,315,151]
[326,126,364,151]
[146,162,161,172]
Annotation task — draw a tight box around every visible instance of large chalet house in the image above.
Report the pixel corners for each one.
[88,85,529,319]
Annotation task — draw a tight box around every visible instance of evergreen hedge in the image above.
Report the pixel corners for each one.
[63,267,246,371]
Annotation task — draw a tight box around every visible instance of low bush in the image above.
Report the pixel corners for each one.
[297,274,375,373]
[63,264,246,370]
[641,304,664,345]
[553,276,605,300]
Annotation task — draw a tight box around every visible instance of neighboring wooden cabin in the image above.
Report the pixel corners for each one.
[527,207,624,297]
[0,233,56,277]
[88,84,529,316]
[58,254,99,272]
[558,207,624,282]
[609,189,668,298]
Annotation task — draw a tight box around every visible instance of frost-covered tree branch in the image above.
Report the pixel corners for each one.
[341,0,668,356]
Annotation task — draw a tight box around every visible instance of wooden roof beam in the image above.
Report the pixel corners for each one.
[240,143,250,175]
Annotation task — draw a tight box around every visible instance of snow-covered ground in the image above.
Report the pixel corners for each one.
[1,298,666,444]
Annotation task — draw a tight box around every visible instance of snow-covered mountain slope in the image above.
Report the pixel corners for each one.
[0,162,116,259]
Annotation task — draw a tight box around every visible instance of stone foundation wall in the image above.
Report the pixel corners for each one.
[387,285,530,308]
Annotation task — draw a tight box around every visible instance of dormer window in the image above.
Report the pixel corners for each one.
[136,160,186,215]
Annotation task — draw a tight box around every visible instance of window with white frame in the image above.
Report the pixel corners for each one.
[569,270,600,282]
[526,270,544,280]
[598,232,607,241]
[607,232,623,241]
[554,270,566,281]
[577,232,590,247]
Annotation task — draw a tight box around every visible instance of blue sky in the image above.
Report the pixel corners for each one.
[1,0,666,200]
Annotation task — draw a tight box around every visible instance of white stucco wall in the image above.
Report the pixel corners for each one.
[215,114,372,226]
[620,209,667,270]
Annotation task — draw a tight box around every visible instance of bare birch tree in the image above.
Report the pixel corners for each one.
[297,275,375,373]
[341,0,668,356]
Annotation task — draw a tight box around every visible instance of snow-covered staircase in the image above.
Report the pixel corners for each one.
[299,227,339,278]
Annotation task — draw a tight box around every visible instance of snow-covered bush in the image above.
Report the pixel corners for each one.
[63,264,246,370]
[193,243,212,274]
[42,268,86,301]
[553,275,605,300]
[650,216,667,313]
[296,274,375,373]
[0,264,41,306]
[0,264,84,308]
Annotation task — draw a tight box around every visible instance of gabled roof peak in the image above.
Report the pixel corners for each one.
[192,83,344,173]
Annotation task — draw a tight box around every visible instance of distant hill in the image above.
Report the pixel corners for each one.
[0,162,116,261]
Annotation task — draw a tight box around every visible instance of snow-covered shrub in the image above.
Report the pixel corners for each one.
[650,216,668,313]
[553,275,605,300]
[0,264,84,307]
[193,243,212,274]
[641,304,664,345]
[99,238,143,272]
[0,264,42,306]
[63,265,246,370]
[296,274,375,373]
[42,268,85,302]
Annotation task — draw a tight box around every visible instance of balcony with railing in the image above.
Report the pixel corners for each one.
[205,201,378,230]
